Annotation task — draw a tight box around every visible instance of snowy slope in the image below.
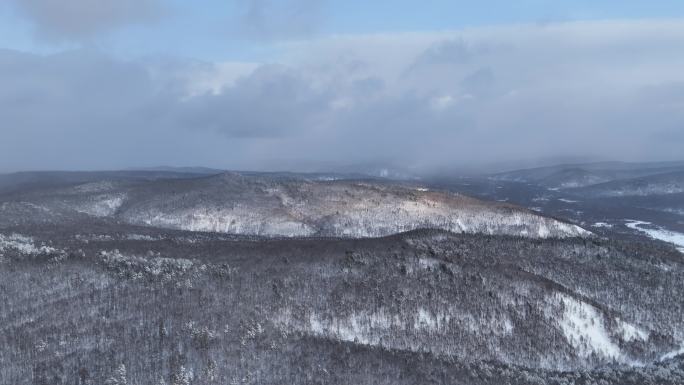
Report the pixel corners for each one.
[0,172,590,239]
[111,174,590,238]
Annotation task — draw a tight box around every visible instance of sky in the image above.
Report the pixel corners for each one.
[1,1,684,173]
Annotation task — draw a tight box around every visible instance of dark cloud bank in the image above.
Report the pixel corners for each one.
[1,20,684,172]
[7,0,324,42]
[7,0,164,40]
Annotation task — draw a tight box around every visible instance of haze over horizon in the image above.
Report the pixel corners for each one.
[2,1,684,172]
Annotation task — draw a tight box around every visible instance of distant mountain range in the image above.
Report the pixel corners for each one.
[492,161,684,190]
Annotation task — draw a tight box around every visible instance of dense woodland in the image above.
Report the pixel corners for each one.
[1,225,683,384]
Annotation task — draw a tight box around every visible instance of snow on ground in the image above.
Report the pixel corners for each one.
[394,199,590,239]
[557,198,579,203]
[412,308,458,333]
[136,209,317,237]
[275,306,511,353]
[114,180,592,239]
[418,257,441,270]
[617,319,648,342]
[0,234,60,255]
[592,222,613,228]
[125,234,160,241]
[554,293,622,360]
[74,194,126,217]
[661,346,684,361]
[602,184,684,197]
[290,310,400,346]
[625,220,684,253]
[312,176,340,181]
[73,181,116,193]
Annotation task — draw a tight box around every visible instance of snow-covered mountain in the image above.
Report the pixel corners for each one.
[570,171,684,197]
[491,161,684,190]
[12,172,590,238]
[2,170,684,385]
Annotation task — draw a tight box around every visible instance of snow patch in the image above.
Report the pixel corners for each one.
[554,294,622,360]
[74,194,126,217]
[0,234,60,256]
[135,209,317,237]
[598,183,684,197]
[275,306,512,352]
[73,181,115,193]
[661,345,684,361]
[413,308,452,332]
[305,311,398,345]
[125,234,159,241]
[418,257,440,270]
[625,220,684,253]
[617,320,648,342]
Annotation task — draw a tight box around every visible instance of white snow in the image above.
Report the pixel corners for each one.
[125,234,159,241]
[503,318,514,334]
[599,184,684,197]
[617,319,648,342]
[554,294,622,360]
[592,222,613,228]
[0,234,59,255]
[137,209,317,237]
[661,345,684,361]
[120,182,592,239]
[418,257,440,270]
[74,194,126,217]
[557,198,579,203]
[413,308,452,332]
[625,220,684,253]
[73,181,115,193]
[275,306,513,354]
[304,311,398,345]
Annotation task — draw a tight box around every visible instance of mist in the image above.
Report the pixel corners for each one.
[1,17,683,173]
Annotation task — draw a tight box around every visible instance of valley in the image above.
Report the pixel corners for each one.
[0,164,683,384]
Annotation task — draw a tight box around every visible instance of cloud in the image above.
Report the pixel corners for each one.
[234,0,325,41]
[8,0,164,40]
[179,65,332,137]
[2,20,684,172]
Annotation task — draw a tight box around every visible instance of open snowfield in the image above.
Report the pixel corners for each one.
[625,220,684,253]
